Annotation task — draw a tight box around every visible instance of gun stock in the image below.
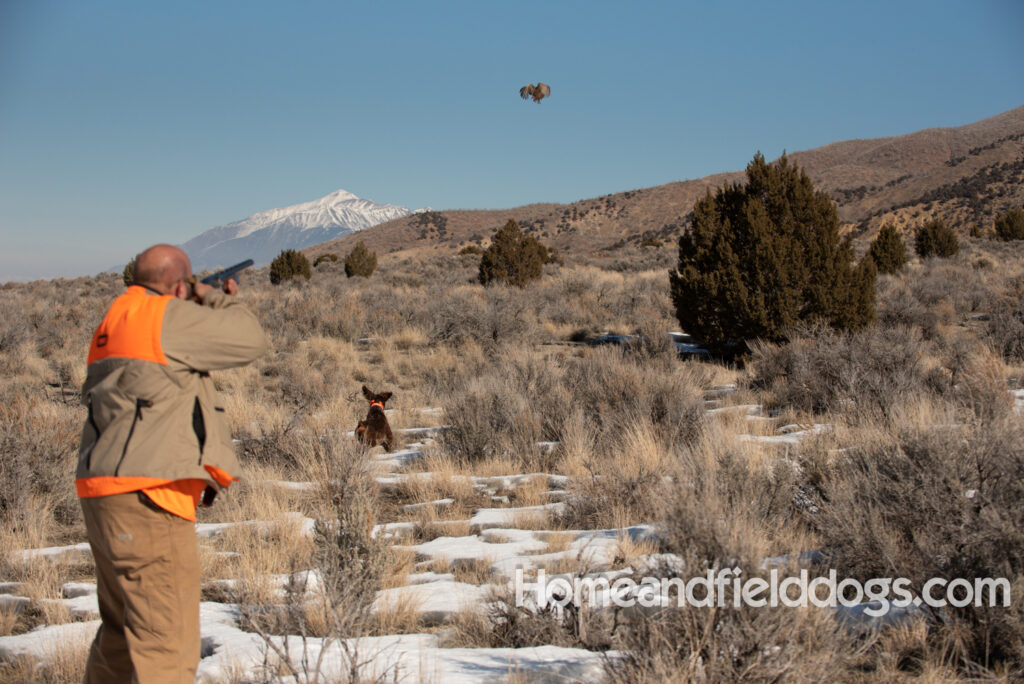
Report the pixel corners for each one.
[201,259,254,287]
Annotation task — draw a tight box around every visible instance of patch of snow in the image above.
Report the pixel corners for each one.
[834,600,926,632]
[373,581,490,623]
[401,498,455,514]
[0,620,100,661]
[14,542,92,564]
[406,572,456,585]
[195,512,316,540]
[402,532,548,567]
[267,480,319,493]
[0,594,30,613]
[741,424,832,445]
[706,403,762,417]
[759,550,827,570]
[705,384,737,397]
[374,443,429,471]
[61,582,96,599]
[469,503,566,531]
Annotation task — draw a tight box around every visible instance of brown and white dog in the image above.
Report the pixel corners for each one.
[355,385,393,451]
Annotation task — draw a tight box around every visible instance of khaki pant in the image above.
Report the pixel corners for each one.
[80,492,200,684]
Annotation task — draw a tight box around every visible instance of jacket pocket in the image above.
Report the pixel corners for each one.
[192,397,230,465]
[192,397,206,464]
[85,400,101,470]
[114,398,152,476]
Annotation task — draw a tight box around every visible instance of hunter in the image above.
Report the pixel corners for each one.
[76,244,268,683]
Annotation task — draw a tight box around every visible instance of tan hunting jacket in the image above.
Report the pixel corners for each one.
[77,286,268,491]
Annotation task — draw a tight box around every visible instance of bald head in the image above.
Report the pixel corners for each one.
[133,244,192,292]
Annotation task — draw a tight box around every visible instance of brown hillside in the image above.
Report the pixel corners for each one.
[308,105,1024,263]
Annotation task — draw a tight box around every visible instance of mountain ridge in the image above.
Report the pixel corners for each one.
[180,189,419,271]
[305,105,1024,263]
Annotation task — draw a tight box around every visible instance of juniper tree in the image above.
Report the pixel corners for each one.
[868,224,908,274]
[994,207,1024,241]
[478,219,548,287]
[914,218,959,258]
[343,242,377,278]
[669,153,876,353]
[269,249,311,284]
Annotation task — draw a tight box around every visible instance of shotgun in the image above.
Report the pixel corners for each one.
[199,259,254,287]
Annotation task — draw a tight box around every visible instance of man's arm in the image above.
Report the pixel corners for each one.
[161,287,269,372]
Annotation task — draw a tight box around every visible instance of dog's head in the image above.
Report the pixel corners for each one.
[362,385,393,410]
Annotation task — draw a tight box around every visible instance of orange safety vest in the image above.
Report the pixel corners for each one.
[77,286,230,521]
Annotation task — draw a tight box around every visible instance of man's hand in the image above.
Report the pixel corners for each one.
[192,278,237,303]
[192,282,214,302]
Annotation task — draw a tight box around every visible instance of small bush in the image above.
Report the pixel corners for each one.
[269,249,311,285]
[812,419,1024,673]
[343,242,377,278]
[748,324,930,417]
[994,207,1024,241]
[458,245,483,256]
[868,224,908,274]
[609,434,852,682]
[985,308,1024,362]
[915,218,960,258]
[439,347,569,466]
[478,220,549,288]
[313,253,338,267]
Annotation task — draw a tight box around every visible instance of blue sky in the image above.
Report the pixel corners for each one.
[1,0,1022,280]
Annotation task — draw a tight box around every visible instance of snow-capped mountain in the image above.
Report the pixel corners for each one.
[181,189,417,271]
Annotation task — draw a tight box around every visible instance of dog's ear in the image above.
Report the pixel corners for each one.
[362,385,373,400]
[380,392,393,403]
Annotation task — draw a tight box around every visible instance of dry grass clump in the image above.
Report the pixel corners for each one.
[439,346,572,468]
[562,345,705,444]
[808,414,1024,675]
[609,602,856,682]
[665,425,813,567]
[558,418,678,531]
[0,394,83,550]
[439,343,706,479]
[749,320,1014,427]
[748,324,932,419]
[606,422,859,681]
[458,584,613,652]
[551,350,706,529]
[620,387,1024,679]
[235,434,394,682]
[875,242,1024,365]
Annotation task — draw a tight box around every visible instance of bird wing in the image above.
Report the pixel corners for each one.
[520,84,535,100]
[536,83,551,101]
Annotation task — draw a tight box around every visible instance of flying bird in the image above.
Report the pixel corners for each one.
[520,82,551,103]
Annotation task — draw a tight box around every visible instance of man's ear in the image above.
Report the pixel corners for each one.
[172,281,190,300]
